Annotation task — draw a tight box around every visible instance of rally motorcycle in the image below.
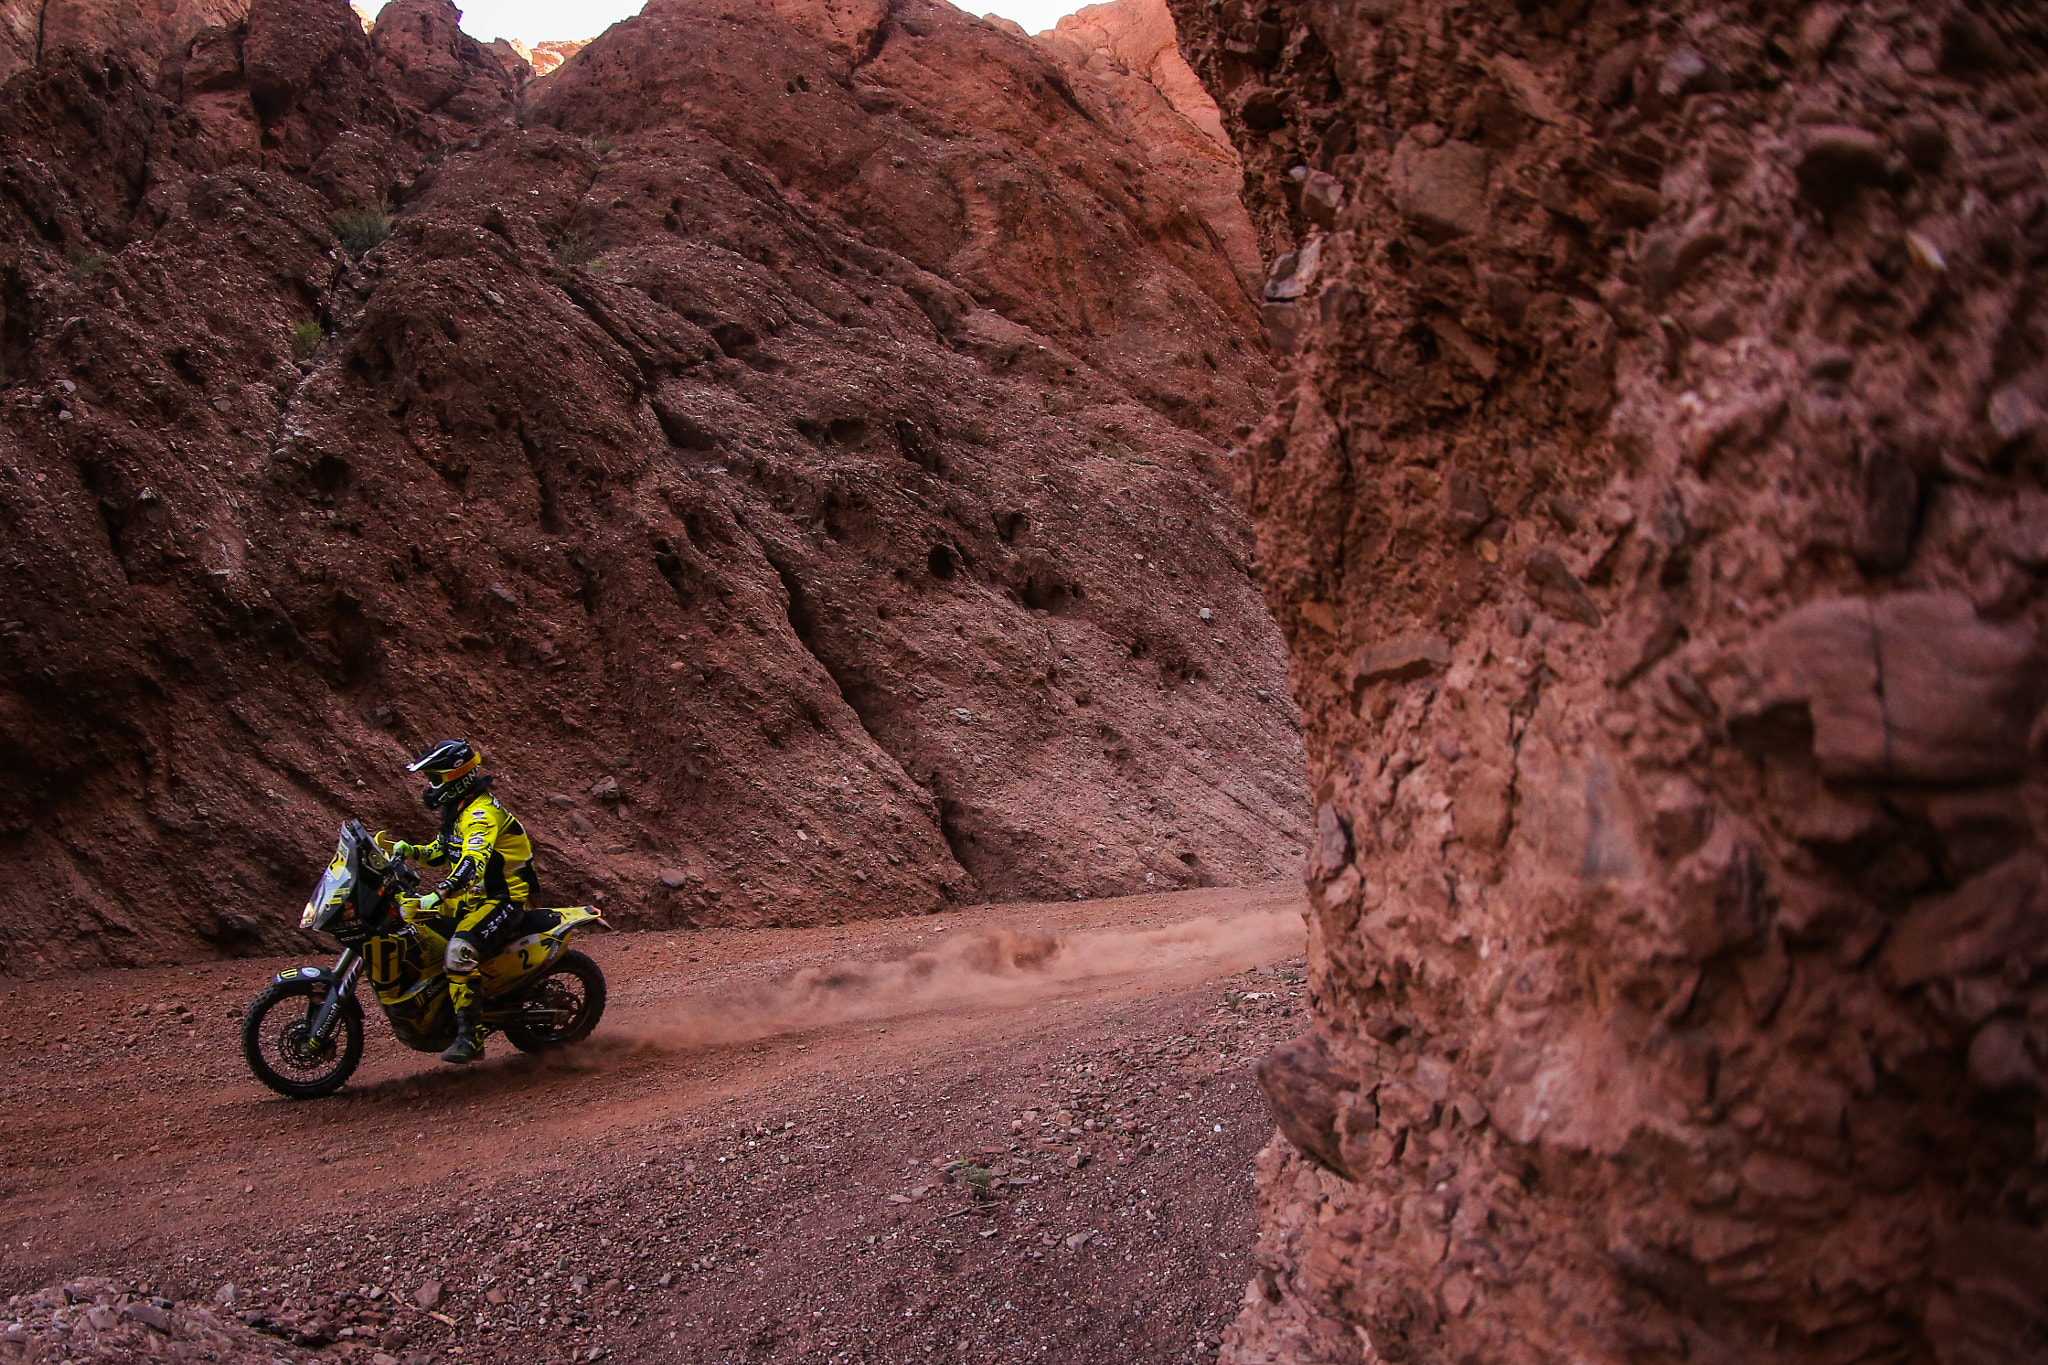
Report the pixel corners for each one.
[240,819,608,1099]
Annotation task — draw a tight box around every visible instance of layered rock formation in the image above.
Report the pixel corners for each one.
[0,0,1305,973]
[1166,0,2048,1361]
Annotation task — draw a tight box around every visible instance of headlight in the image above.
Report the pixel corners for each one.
[300,902,320,930]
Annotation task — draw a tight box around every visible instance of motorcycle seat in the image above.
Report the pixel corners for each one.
[517,904,561,936]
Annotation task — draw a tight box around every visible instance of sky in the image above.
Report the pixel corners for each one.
[361,0,1085,46]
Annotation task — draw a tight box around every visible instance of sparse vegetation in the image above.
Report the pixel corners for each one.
[333,207,393,257]
[1090,437,1154,466]
[954,1164,993,1191]
[290,320,325,359]
[66,250,108,278]
[551,233,597,268]
[593,138,614,154]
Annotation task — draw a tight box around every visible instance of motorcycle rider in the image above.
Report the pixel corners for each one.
[386,739,538,1065]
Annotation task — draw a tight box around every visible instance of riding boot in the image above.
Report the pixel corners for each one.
[441,1006,483,1064]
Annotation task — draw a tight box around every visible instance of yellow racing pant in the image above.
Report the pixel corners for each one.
[445,898,523,1011]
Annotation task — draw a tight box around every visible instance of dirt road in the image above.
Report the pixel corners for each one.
[0,885,1308,1364]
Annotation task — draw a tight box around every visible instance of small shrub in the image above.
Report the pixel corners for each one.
[333,207,393,257]
[66,250,109,278]
[593,138,614,154]
[954,1164,993,1191]
[1089,438,1154,467]
[551,233,596,268]
[290,320,325,359]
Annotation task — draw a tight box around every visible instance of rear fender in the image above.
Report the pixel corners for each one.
[474,908,605,998]
[544,906,607,943]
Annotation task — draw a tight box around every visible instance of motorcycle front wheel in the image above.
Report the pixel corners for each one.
[504,950,607,1053]
[241,979,365,1099]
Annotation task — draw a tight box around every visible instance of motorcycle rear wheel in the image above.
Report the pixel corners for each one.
[504,950,606,1053]
[241,979,365,1099]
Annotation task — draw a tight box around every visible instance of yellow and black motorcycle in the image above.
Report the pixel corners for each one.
[240,819,608,1099]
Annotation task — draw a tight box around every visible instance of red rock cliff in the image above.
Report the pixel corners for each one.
[1166,0,2048,1361]
[1040,0,1263,293]
[0,0,1307,972]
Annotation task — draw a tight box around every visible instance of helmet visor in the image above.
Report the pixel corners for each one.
[410,752,480,783]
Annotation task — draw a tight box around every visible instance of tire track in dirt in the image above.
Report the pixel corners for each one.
[0,885,1307,1363]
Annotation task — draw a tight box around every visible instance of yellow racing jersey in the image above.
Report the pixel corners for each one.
[415,791,538,905]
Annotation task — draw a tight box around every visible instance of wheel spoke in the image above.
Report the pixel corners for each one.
[243,982,363,1099]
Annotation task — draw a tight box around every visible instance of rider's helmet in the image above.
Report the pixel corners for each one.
[408,738,485,810]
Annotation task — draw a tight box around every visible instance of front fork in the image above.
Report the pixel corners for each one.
[308,949,363,1043]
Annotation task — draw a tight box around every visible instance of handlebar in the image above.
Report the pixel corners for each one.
[384,858,421,893]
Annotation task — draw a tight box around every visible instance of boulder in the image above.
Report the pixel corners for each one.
[1388,134,1488,241]
[1255,1033,1356,1180]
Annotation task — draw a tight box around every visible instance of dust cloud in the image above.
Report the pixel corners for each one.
[623,908,1304,1053]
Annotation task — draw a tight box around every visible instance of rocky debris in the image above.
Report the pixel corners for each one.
[0,0,1307,972]
[1168,0,2048,1361]
[1,1277,313,1363]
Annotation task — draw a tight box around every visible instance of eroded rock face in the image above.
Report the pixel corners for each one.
[1040,0,1263,294]
[1167,0,2048,1360]
[0,0,1306,971]
[0,0,250,84]
[368,0,519,133]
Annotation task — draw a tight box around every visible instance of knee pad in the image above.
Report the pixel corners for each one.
[445,934,483,975]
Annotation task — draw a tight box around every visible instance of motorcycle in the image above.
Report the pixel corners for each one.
[240,818,608,1099]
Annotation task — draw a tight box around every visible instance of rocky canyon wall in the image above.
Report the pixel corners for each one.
[1165,0,2048,1361]
[0,0,1307,973]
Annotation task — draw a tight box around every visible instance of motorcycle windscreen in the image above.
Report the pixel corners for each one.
[299,829,359,931]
